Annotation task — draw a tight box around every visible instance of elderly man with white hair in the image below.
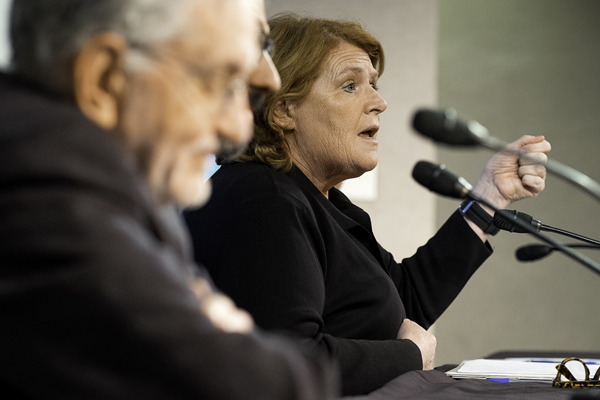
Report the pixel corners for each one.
[0,0,338,398]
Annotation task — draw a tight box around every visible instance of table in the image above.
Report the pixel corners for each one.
[345,351,600,400]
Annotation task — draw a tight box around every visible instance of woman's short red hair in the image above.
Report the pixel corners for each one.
[238,13,385,171]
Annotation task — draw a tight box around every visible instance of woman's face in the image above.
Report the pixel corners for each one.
[290,41,387,185]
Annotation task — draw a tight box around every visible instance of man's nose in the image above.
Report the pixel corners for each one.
[249,52,281,93]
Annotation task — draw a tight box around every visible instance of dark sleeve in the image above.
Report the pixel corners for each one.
[187,195,422,396]
[0,184,338,400]
[384,210,493,329]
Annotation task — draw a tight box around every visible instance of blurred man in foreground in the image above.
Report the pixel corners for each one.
[0,0,337,398]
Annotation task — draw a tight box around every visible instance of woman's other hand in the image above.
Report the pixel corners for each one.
[397,318,437,370]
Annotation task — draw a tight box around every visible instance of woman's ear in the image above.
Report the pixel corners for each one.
[272,99,296,131]
[73,32,128,131]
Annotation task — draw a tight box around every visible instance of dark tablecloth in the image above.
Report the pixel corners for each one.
[344,369,599,400]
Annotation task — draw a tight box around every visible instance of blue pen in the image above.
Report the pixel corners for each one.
[523,359,599,365]
[487,378,510,383]
[536,360,598,365]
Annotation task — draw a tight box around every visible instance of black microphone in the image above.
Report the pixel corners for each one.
[412,108,487,146]
[517,244,600,262]
[411,107,600,202]
[412,161,473,199]
[516,245,554,261]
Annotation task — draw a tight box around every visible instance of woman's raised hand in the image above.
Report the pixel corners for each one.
[472,135,551,210]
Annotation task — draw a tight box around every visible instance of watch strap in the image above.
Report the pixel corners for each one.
[459,199,500,235]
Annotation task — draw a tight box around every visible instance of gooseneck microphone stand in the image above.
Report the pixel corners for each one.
[471,194,600,277]
[411,160,600,277]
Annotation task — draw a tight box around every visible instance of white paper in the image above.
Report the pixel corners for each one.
[447,358,600,382]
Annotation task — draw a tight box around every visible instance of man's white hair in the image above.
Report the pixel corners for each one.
[10,0,189,95]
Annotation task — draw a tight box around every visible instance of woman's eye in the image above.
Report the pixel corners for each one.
[344,83,356,93]
[371,84,380,91]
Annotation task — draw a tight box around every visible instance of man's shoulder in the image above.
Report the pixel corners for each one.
[0,73,142,206]
[0,74,185,271]
[0,73,96,140]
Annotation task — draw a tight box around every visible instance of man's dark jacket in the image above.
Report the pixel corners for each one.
[0,73,338,400]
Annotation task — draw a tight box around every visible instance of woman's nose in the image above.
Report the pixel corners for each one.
[368,89,387,115]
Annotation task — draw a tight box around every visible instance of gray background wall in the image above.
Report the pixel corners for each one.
[0,0,9,70]
[435,0,600,365]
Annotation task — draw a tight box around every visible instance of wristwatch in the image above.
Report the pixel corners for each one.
[459,199,500,235]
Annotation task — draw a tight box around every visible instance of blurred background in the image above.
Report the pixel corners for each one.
[1,0,598,365]
[435,0,600,365]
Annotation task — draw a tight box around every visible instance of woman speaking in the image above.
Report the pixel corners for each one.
[184,14,550,396]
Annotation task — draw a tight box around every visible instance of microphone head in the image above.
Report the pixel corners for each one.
[516,244,554,261]
[412,161,472,199]
[412,108,483,146]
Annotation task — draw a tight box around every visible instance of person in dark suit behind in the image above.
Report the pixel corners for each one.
[184,14,552,395]
[0,1,339,399]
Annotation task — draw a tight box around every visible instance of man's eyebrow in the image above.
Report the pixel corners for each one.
[209,62,242,79]
[187,61,242,83]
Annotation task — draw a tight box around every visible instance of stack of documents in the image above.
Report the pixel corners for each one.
[446,358,600,383]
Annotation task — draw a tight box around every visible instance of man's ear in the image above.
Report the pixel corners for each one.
[73,32,128,131]
[272,99,296,131]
